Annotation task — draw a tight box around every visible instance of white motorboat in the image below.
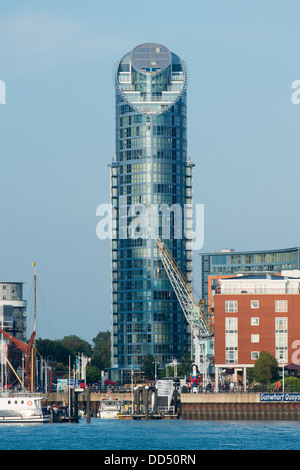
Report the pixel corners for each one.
[98,399,121,419]
[0,393,51,423]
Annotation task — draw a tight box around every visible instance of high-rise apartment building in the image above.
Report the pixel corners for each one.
[110,43,193,382]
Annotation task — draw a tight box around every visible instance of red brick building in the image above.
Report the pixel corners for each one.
[214,272,300,390]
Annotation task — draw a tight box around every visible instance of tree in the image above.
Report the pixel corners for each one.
[253,351,278,385]
[36,331,111,384]
[246,367,255,385]
[141,355,157,380]
[36,338,71,364]
[92,331,111,370]
[178,354,193,376]
[86,365,102,383]
[60,335,93,360]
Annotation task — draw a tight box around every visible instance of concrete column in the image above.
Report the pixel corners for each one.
[215,366,219,392]
[233,368,238,385]
[243,367,247,392]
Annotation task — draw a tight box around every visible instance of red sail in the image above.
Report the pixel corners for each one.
[0,329,36,390]
[0,328,30,354]
[24,332,36,390]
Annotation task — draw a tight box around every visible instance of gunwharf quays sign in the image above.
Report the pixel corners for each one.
[260,393,300,402]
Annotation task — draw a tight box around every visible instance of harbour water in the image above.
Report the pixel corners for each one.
[0,418,300,450]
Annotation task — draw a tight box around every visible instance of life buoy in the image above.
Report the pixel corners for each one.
[27,401,32,406]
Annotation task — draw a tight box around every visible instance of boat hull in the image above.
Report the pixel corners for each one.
[98,411,120,419]
[0,394,50,423]
[98,399,121,419]
[0,414,51,423]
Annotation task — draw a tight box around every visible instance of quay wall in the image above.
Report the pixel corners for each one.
[180,393,300,420]
[47,392,300,420]
[47,392,132,415]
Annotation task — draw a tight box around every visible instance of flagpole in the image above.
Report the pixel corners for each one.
[131,357,134,415]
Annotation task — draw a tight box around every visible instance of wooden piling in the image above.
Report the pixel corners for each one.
[86,388,91,423]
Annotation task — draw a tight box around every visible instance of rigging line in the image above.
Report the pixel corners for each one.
[26,278,35,335]
[36,279,56,339]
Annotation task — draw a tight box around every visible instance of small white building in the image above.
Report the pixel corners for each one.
[219,270,300,295]
[0,282,27,341]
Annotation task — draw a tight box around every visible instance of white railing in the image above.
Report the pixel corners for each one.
[221,288,300,295]
[157,405,175,414]
[156,380,174,411]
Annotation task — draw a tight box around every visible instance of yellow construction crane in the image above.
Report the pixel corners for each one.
[156,239,214,369]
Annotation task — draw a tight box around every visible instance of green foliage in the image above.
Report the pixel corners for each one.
[36,330,111,384]
[86,365,102,383]
[60,335,93,359]
[91,330,111,370]
[253,350,279,385]
[141,355,157,380]
[271,376,300,389]
[159,355,193,378]
[178,354,193,376]
[283,376,300,387]
[36,338,71,364]
[246,367,255,385]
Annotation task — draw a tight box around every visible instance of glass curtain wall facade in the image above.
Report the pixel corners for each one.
[110,43,193,382]
[200,247,300,300]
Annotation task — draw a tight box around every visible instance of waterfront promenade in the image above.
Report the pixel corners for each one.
[47,387,300,420]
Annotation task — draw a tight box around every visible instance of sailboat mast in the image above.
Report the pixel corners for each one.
[31,262,37,392]
[34,263,36,334]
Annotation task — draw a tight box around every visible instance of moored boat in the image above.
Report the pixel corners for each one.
[0,393,51,423]
[98,399,121,419]
[0,264,52,423]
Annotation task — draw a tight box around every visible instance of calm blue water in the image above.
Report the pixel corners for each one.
[0,418,299,450]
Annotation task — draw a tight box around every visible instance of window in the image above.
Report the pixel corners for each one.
[251,334,260,343]
[251,351,259,360]
[225,300,238,313]
[275,317,288,363]
[251,300,259,309]
[225,317,238,363]
[275,300,288,312]
[251,317,259,326]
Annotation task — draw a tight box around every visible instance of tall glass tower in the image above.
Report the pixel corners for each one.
[110,43,193,382]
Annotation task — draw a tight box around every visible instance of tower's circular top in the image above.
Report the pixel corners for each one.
[131,43,172,75]
[115,42,187,115]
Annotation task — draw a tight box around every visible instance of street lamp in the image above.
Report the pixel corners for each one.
[171,358,178,378]
[280,352,286,393]
[153,361,159,381]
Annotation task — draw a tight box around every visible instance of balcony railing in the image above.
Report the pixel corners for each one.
[221,288,300,295]
[182,383,300,393]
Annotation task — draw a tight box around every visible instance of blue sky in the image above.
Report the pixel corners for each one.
[0,1,299,342]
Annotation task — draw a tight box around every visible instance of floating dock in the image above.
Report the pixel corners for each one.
[118,413,179,420]
[50,415,80,423]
